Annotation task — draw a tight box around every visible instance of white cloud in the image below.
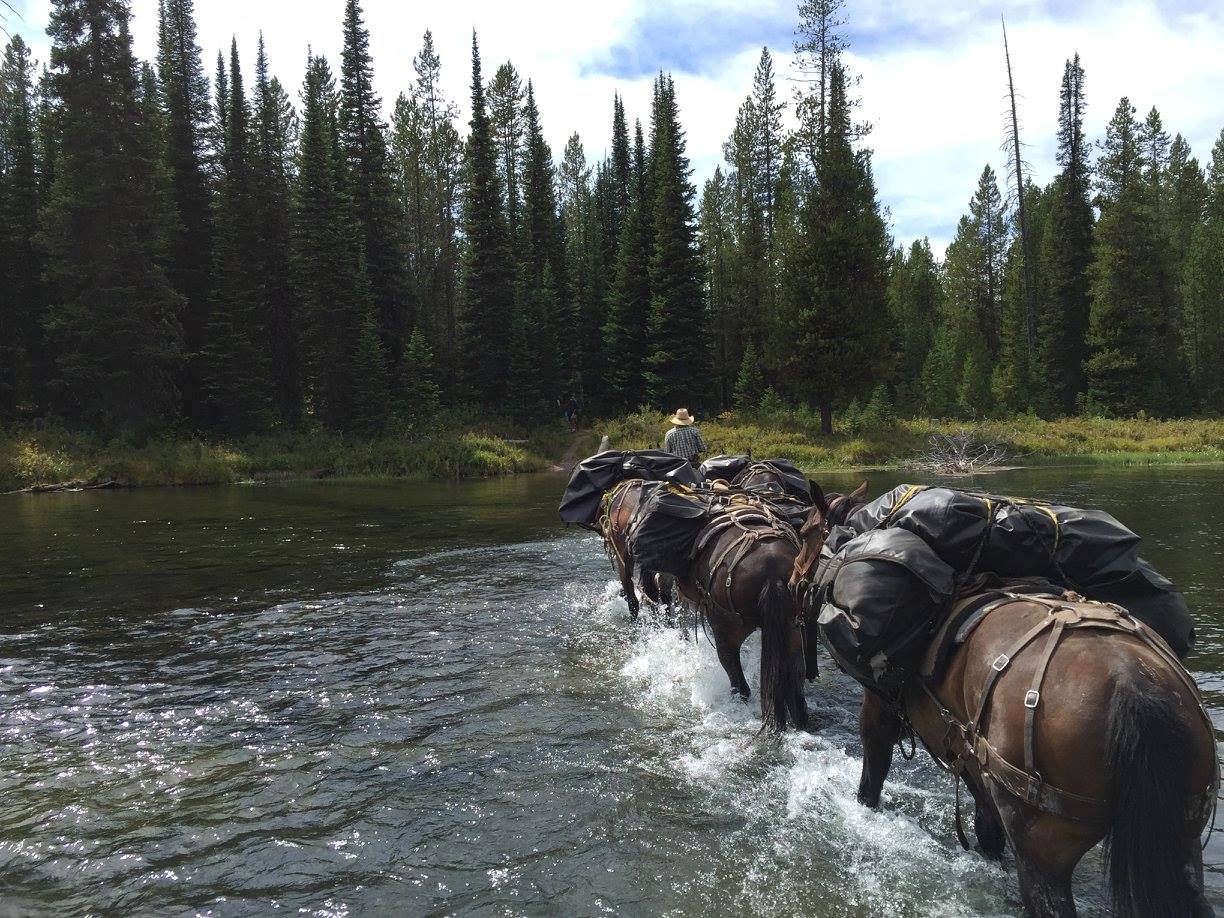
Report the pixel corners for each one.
[9,0,1224,255]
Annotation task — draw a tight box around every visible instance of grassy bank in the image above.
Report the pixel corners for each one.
[604,410,1224,472]
[0,424,595,492]
[5,412,1223,492]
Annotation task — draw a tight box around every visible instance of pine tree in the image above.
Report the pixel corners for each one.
[252,35,300,422]
[292,52,385,432]
[487,61,525,241]
[458,33,512,406]
[390,31,462,394]
[1084,97,1181,415]
[519,82,566,407]
[783,63,889,432]
[156,0,213,421]
[1036,54,1093,414]
[400,326,441,427]
[734,340,766,411]
[0,35,47,418]
[643,74,709,408]
[40,0,185,433]
[198,39,273,432]
[603,120,652,410]
[339,0,412,385]
[701,167,736,405]
[559,132,604,401]
[1181,129,1224,412]
[886,238,942,413]
[603,94,631,276]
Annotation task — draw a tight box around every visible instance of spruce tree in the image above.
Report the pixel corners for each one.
[156,0,213,421]
[1084,98,1181,415]
[1181,129,1224,412]
[559,132,604,401]
[885,239,942,414]
[41,0,185,433]
[292,52,385,432]
[488,61,525,240]
[643,74,709,408]
[339,0,412,385]
[0,35,47,418]
[199,39,273,432]
[252,35,300,422]
[457,33,512,406]
[783,64,889,432]
[734,340,766,411]
[391,31,462,394]
[1036,55,1093,414]
[701,167,736,405]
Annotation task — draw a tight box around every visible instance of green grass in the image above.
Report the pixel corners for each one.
[5,412,1222,492]
[0,424,567,492]
[602,408,1224,475]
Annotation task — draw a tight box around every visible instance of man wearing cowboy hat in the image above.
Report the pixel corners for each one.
[663,408,707,465]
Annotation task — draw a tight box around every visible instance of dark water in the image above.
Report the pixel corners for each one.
[1,467,1222,917]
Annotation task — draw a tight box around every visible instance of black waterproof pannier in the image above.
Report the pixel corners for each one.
[815,527,956,695]
[846,484,1193,656]
[627,484,722,578]
[558,450,703,528]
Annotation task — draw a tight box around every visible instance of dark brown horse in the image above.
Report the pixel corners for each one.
[794,488,1218,917]
[599,479,670,618]
[675,497,808,730]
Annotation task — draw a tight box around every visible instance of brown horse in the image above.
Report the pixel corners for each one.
[675,497,808,730]
[794,488,1218,917]
[599,479,671,618]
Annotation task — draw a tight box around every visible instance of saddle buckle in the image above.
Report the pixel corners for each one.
[1024,689,1040,709]
[992,653,1010,671]
[1026,772,1043,805]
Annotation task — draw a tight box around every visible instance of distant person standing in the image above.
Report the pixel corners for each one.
[663,408,707,466]
[567,395,581,431]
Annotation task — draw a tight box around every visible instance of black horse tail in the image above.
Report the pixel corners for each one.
[1105,680,1208,918]
[759,577,808,732]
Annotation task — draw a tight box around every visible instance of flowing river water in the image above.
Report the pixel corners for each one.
[2,466,1224,917]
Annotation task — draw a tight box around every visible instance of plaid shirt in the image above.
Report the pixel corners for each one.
[663,425,708,461]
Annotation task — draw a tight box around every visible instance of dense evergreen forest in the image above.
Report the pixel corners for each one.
[1,0,1222,440]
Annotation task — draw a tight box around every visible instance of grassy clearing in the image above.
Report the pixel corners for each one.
[0,424,582,492]
[603,409,1224,474]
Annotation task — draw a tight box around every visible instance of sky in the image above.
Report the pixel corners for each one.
[6,0,1224,253]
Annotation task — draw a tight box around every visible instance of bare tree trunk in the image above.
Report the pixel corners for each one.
[820,400,833,435]
[1003,16,1037,353]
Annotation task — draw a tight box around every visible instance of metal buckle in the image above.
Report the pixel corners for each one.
[992,654,1009,671]
[1024,689,1040,709]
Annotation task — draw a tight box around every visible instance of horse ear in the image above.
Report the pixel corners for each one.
[809,480,828,514]
[850,480,869,501]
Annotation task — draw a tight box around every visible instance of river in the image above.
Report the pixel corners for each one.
[2,466,1222,916]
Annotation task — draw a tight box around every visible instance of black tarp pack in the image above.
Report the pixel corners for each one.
[844,484,1194,656]
[815,527,955,695]
[626,484,723,578]
[558,450,703,528]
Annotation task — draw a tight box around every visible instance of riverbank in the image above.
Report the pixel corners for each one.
[0,426,599,492]
[605,410,1224,472]
[5,414,1223,492]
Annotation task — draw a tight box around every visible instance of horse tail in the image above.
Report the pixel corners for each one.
[1104,678,1206,918]
[759,577,808,732]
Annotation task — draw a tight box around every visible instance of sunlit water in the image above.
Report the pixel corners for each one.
[2,468,1223,916]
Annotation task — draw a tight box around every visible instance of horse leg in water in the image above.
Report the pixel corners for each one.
[859,690,1008,856]
[616,552,640,619]
[857,690,902,807]
[707,612,752,700]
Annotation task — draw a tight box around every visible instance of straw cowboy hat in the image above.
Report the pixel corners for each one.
[669,408,696,426]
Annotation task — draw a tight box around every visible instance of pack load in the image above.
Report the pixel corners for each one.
[813,527,955,695]
[627,485,798,579]
[626,484,722,578]
[843,484,1193,656]
[700,455,812,503]
[558,450,703,529]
